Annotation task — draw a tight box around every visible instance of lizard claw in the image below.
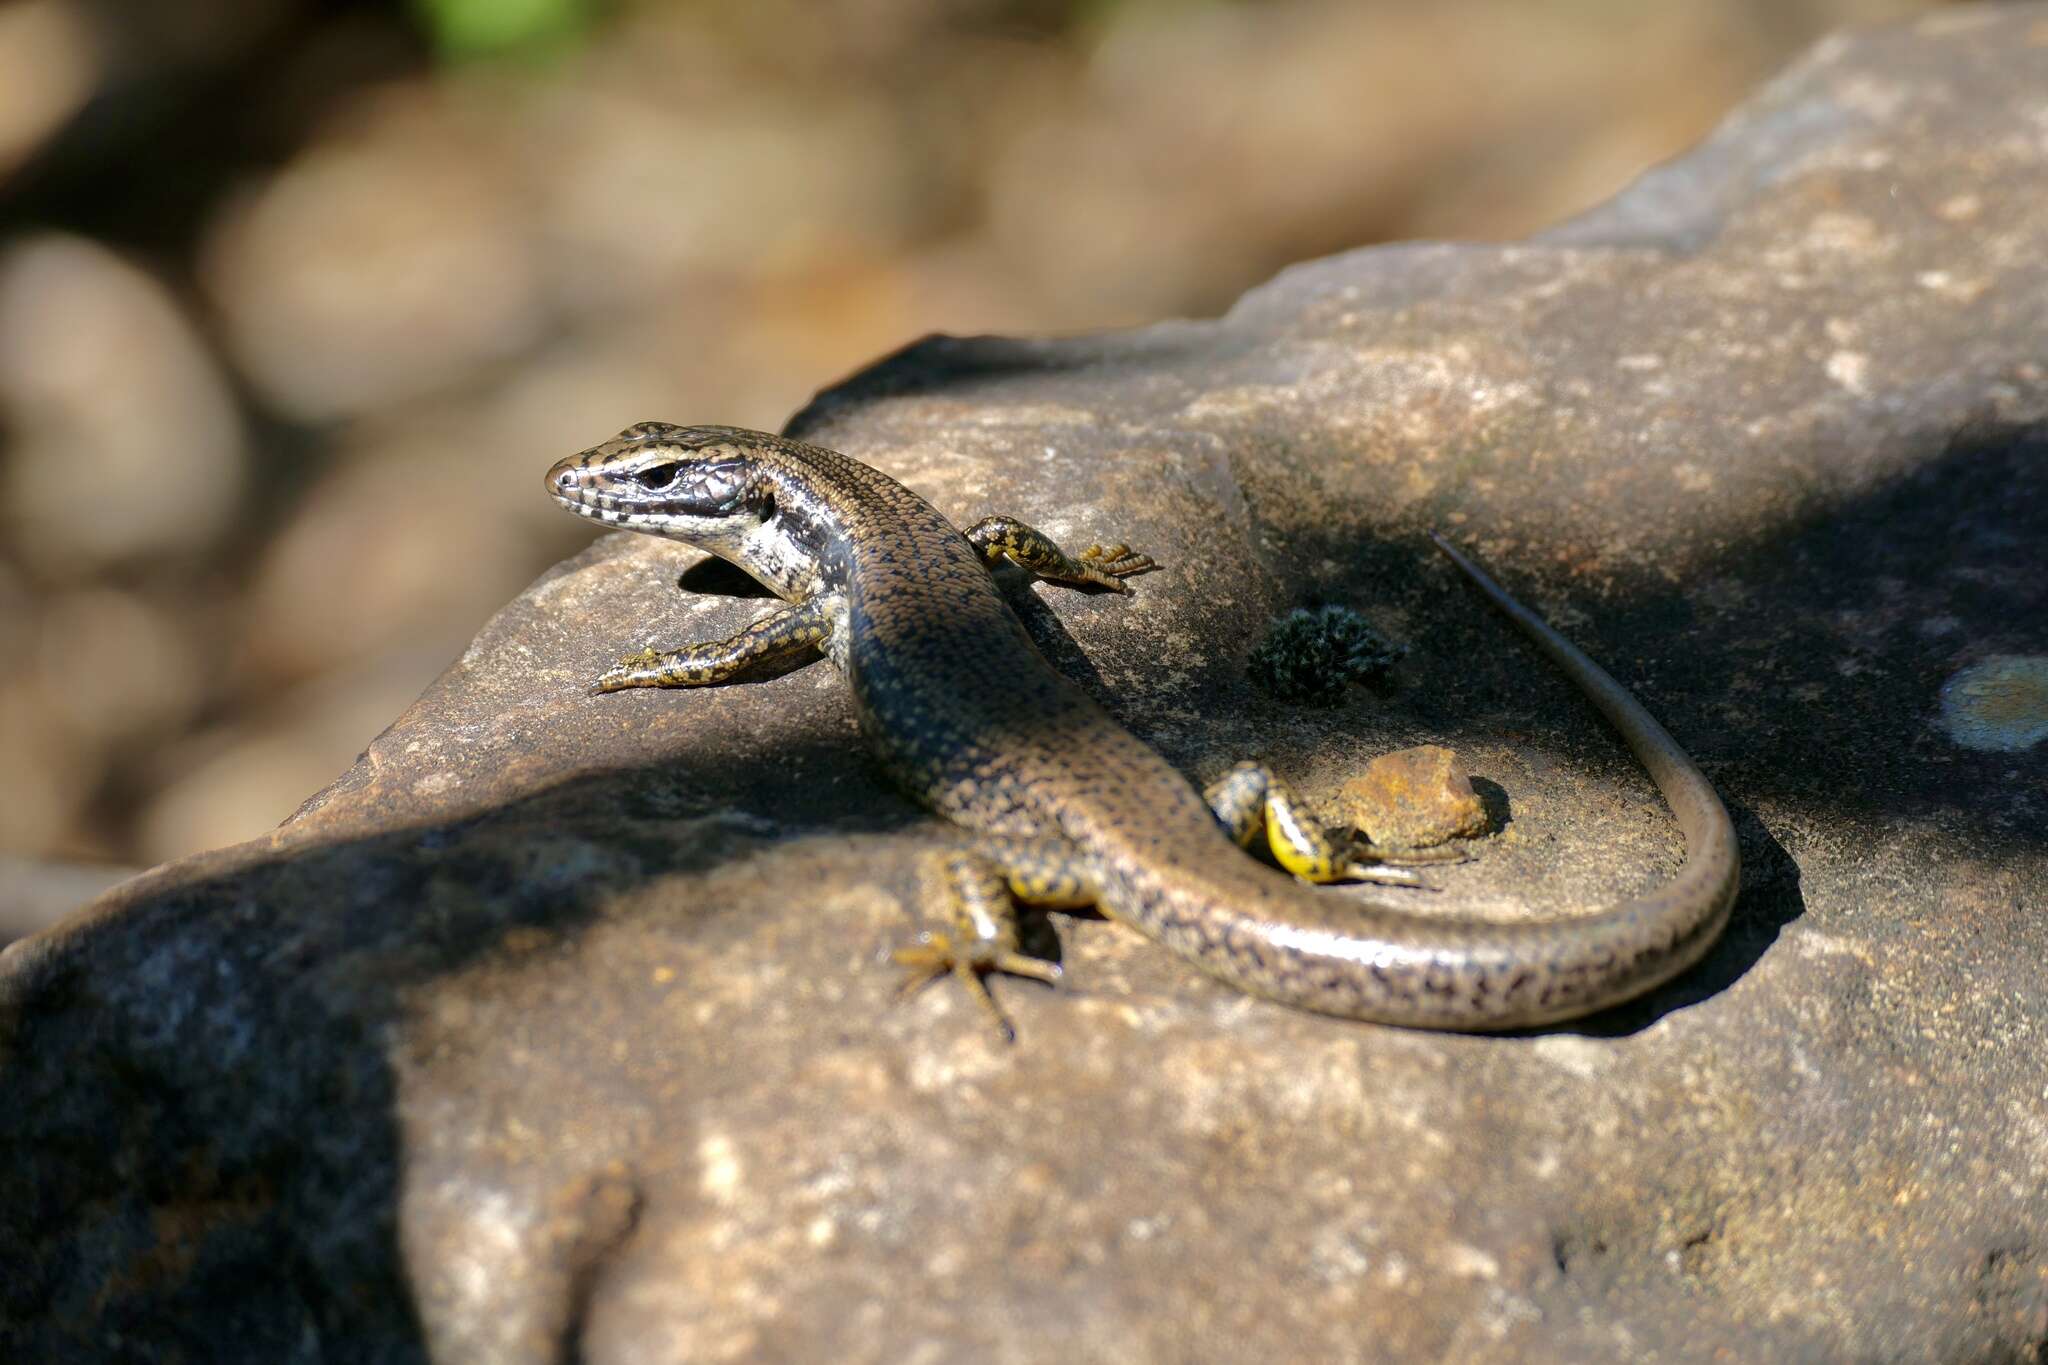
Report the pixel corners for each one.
[1079,543,1159,580]
[1074,544,1159,595]
[893,932,1061,1044]
[1338,861,1432,888]
[1335,837,1470,888]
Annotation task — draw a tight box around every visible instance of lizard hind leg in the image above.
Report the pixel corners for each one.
[1202,760,1427,887]
[892,840,1096,1042]
[964,515,1157,594]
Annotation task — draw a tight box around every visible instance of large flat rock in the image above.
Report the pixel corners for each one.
[5,8,2046,1361]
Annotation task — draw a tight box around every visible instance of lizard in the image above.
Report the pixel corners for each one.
[546,422,1739,1037]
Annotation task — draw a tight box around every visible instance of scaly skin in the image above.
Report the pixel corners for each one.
[547,423,1739,1031]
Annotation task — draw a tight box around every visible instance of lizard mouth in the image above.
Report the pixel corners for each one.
[546,468,619,523]
[545,459,650,527]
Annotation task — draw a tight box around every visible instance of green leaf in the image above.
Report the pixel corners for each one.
[414,0,597,61]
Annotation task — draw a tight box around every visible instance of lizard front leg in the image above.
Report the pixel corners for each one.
[1204,760,1447,886]
[893,838,1094,1042]
[965,515,1157,594]
[594,596,833,692]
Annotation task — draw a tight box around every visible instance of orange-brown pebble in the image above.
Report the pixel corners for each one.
[1337,744,1489,849]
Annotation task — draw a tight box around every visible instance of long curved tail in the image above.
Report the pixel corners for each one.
[1096,536,1740,1029]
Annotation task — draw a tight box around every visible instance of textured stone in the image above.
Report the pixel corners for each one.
[6,9,2048,1362]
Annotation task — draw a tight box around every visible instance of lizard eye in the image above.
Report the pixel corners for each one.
[633,462,682,489]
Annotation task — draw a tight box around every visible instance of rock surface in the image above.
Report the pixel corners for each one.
[6,8,2048,1361]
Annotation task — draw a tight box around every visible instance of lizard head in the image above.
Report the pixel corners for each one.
[546,422,766,545]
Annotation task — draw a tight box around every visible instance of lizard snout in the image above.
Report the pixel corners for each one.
[545,459,586,501]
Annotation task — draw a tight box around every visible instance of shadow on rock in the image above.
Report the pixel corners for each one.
[0,745,920,1365]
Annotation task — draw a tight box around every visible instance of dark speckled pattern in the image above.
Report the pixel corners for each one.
[549,425,1739,1029]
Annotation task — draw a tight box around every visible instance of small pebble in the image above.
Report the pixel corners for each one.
[1337,744,1489,849]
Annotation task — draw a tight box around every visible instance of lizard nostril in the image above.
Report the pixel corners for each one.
[556,470,575,489]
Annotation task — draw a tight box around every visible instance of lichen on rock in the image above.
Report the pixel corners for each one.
[1246,603,1407,703]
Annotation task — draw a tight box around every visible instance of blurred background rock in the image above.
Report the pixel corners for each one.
[0,0,1951,897]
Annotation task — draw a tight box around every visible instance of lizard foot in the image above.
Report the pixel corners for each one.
[964,516,1159,596]
[1077,543,1158,591]
[893,932,1061,1045]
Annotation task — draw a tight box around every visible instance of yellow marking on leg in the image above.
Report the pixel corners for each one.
[1265,799,1342,882]
[986,835,1100,911]
[1004,870,1095,911]
[1214,759,1424,885]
